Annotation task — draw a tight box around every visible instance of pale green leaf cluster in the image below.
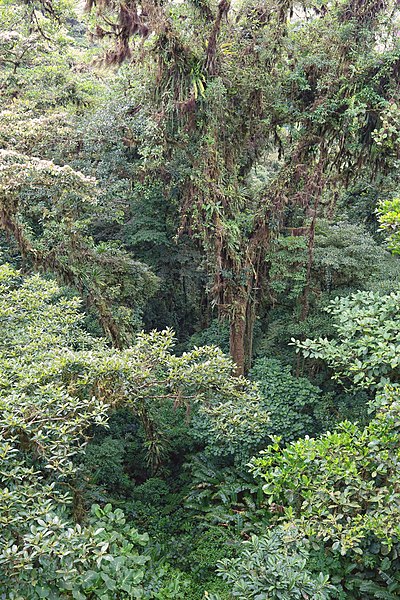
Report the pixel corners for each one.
[378,197,400,255]
[294,290,400,389]
[216,528,333,600]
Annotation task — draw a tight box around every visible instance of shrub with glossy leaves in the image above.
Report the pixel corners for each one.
[215,528,333,600]
[8,503,151,600]
[295,290,400,389]
[251,386,400,599]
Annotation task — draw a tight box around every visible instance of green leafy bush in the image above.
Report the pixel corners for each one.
[191,396,270,463]
[216,528,333,600]
[295,291,400,389]
[250,358,325,442]
[192,356,332,464]
[251,386,400,599]
[378,197,400,254]
[1,501,152,599]
[82,437,134,496]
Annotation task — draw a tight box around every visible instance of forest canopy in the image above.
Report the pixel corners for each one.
[1,0,400,598]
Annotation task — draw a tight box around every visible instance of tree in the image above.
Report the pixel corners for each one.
[0,262,265,594]
[255,220,400,380]
[85,0,400,373]
[0,263,151,598]
[0,149,159,346]
[0,1,162,345]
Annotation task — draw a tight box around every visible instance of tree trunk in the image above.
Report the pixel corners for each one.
[244,297,256,374]
[229,292,248,376]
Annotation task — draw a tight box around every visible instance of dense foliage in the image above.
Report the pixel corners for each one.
[0,264,263,597]
[1,0,400,597]
[251,386,400,599]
